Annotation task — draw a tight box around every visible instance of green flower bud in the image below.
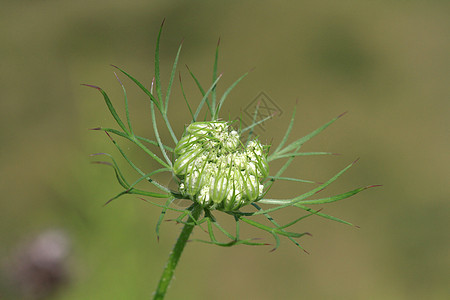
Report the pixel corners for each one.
[172,145,203,176]
[172,121,269,211]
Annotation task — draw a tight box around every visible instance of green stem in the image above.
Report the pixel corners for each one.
[153,204,202,300]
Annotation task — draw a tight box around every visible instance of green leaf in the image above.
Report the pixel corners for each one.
[240,217,308,238]
[268,151,335,162]
[294,185,380,205]
[114,72,133,135]
[179,72,195,121]
[214,71,249,120]
[156,198,175,240]
[193,74,222,121]
[251,203,308,252]
[256,159,357,214]
[151,102,172,167]
[111,65,162,112]
[211,38,220,113]
[92,127,173,152]
[296,205,355,226]
[265,175,317,184]
[154,19,165,105]
[273,105,296,154]
[186,65,213,116]
[82,84,129,135]
[275,112,346,157]
[165,41,183,114]
[90,153,129,189]
[240,109,273,133]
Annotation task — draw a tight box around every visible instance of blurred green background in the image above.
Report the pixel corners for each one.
[1,0,449,299]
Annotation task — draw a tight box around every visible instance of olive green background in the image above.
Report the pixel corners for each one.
[1,1,449,299]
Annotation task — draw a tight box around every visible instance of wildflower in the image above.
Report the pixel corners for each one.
[85,20,378,300]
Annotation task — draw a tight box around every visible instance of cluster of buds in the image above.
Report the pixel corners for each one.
[173,121,269,211]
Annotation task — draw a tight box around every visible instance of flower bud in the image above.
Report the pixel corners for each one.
[172,121,269,211]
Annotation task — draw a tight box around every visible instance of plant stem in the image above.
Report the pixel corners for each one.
[153,204,202,300]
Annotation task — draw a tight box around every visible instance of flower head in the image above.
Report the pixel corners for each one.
[173,121,268,211]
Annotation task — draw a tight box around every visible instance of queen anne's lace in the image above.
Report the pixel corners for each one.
[173,121,268,211]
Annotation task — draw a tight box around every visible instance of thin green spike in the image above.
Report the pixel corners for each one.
[179,72,194,120]
[294,185,381,205]
[275,112,346,156]
[193,74,222,121]
[111,65,161,112]
[214,71,249,120]
[165,42,183,114]
[246,100,260,145]
[151,102,172,167]
[296,205,355,226]
[92,127,173,152]
[240,217,306,238]
[105,132,171,192]
[278,212,319,229]
[251,203,307,251]
[154,19,165,106]
[266,176,316,184]
[114,72,133,136]
[82,84,129,135]
[269,152,334,161]
[186,65,213,116]
[273,105,296,154]
[156,198,175,240]
[241,111,273,133]
[255,159,357,215]
[211,38,220,112]
[90,159,129,189]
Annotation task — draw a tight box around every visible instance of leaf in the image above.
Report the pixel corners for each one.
[165,41,183,113]
[275,112,346,156]
[111,65,161,112]
[214,71,249,120]
[82,84,129,135]
[193,74,222,121]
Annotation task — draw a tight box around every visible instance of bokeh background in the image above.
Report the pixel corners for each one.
[1,1,449,299]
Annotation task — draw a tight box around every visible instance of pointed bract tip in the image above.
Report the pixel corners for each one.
[137,197,151,204]
[91,161,112,166]
[338,111,348,118]
[160,18,166,27]
[352,157,361,165]
[104,131,114,141]
[249,67,256,73]
[314,187,326,195]
[89,152,107,157]
[355,225,361,229]
[303,249,310,255]
[103,198,114,207]
[368,184,383,189]
[114,72,124,86]
[217,37,221,46]
[89,127,102,131]
[81,84,101,90]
